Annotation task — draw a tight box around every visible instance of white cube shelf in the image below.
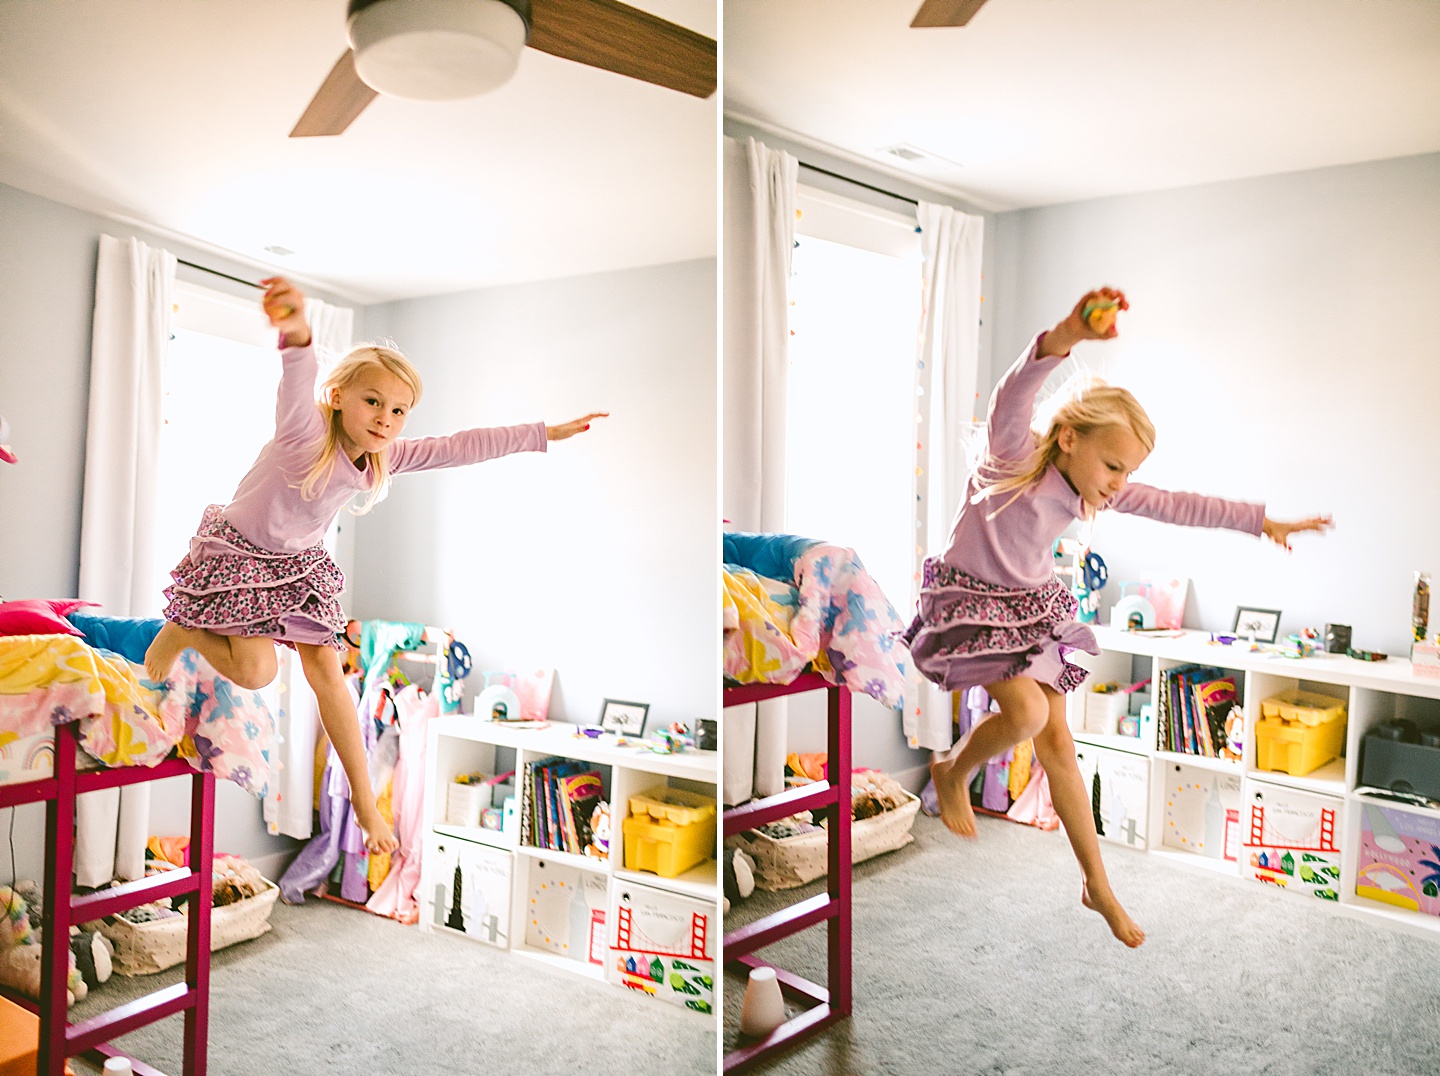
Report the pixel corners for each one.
[1069,625,1440,941]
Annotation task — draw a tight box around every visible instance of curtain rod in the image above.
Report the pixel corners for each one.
[798,161,919,207]
[176,258,265,291]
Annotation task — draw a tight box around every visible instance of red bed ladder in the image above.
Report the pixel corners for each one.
[722,672,852,1073]
[0,721,216,1076]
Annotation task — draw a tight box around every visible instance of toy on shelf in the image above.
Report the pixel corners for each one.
[645,722,695,754]
[1256,690,1347,776]
[623,787,717,878]
[474,670,523,723]
[1053,538,1107,624]
[1110,582,1155,631]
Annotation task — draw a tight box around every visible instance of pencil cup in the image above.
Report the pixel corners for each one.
[739,966,786,1038]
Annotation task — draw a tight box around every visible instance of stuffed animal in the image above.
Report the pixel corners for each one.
[0,884,33,947]
[70,927,114,990]
[722,845,756,914]
[585,801,611,860]
[0,881,87,1004]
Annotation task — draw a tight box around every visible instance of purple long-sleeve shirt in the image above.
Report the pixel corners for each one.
[939,335,1264,588]
[220,343,547,553]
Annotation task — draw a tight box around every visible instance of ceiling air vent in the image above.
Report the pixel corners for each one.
[874,142,963,170]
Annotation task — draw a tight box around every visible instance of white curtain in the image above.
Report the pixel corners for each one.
[74,234,175,886]
[722,136,797,805]
[905,202,986,753]
[263,296,353,840]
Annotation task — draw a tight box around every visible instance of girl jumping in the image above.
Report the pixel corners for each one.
[903,287,1329,947]
[145,277,605,853]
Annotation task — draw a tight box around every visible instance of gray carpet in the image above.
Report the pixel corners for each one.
[67,897,715,1075]
[724,812,1440,1076]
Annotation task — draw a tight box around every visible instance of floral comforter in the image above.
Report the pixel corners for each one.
[0,634,273,796]
[723,536,907,710]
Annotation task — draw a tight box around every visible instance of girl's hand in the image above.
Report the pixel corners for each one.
[1040,287,1129,357]
[260,277,311,348]
[546,412,609,441]
[1262,514,1333,551]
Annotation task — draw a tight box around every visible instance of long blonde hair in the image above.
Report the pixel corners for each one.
[298,344,424,515]
[973,375,1155,520]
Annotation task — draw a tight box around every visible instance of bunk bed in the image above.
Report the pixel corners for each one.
[0,630,276,1076]
[721,532,908,1071]
[723,671,852,1074]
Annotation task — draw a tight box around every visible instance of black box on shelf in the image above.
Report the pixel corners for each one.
[1360,720,1440,798]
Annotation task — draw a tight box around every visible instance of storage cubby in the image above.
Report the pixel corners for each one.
[418,716,719,1008]
[1154,758,1243,874]
[1074,625,1440,939]
[1245,673,1348,796]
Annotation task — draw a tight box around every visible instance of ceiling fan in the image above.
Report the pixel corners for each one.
[911,0,991,28]
[291,0,716,137]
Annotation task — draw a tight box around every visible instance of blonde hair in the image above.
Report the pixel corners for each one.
[298,344,424,515]
[973,375,1155,520]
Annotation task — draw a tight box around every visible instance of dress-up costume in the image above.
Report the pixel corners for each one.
[903,334,1264,693]
[161,340,546,648]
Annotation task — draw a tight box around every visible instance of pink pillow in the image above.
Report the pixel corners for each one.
[0,599,97,637]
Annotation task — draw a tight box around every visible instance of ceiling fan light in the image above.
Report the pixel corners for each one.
[348,0,528,101]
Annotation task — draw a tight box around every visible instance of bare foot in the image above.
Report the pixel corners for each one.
[1082,881,1146,947]
[356,808,398,855]
[143,622,191,684]
[930,751,977,838]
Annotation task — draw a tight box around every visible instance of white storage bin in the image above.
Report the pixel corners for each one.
[1084,690,1130,735]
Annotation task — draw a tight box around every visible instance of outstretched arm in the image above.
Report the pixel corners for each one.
[1261,514,1332,551]
[547,412,609,441]
[987,287,1129,461]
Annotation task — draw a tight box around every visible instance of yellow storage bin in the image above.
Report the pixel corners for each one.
[1256,716,1346,776]
[1260,690,1346,727]
[623,787,717,878]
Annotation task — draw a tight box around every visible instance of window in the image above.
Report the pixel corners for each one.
[150,281,283,613]
[785,186,922,609]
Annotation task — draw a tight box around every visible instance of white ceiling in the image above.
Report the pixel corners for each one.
[724,0,1440,212]
[0,0,717,303]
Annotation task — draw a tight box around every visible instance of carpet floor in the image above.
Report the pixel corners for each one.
[67,896,716,1075]
[723,811,1440,1076]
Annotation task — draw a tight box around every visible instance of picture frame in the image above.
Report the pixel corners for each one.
[1233,606,1282,644]
[599,698,649,736]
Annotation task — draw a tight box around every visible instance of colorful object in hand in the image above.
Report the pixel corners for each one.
[1082,298,1119,334]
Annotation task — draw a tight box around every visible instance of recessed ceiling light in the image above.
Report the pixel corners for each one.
[264,245,295,257]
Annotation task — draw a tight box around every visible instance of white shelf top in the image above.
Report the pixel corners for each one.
[433,822,516,851]
[1091,625,1440,699]
[517,845,611,873]
[613,861,718,902]
[1246,759,1347,798]
[431,716,718,782]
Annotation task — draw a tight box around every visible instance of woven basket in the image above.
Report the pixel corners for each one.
[96,880,280,976]
[734,791,921,891]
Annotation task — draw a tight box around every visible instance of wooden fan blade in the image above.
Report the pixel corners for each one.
[290,50,379,137]
[528,0,716,99]
[911,0,991,28]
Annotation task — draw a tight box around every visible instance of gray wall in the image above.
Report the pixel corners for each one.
[356,259,718,726]
[987,152,1440,655]
[0,182,361,880]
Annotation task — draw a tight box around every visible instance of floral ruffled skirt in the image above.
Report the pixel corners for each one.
[162,505,345,650]
[901,557,1098,694]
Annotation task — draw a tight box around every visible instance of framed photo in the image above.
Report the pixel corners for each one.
[1233,606,1282,644]
[599,698,649,736]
